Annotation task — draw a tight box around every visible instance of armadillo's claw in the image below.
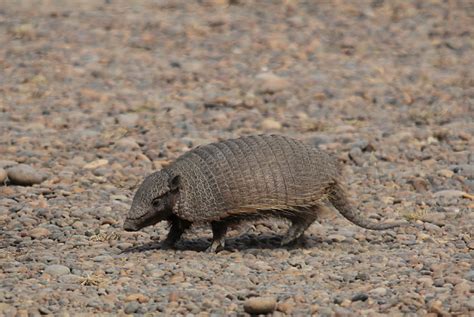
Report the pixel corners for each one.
[205,240,225,253]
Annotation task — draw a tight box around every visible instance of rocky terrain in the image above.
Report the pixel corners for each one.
[0,0,473,316]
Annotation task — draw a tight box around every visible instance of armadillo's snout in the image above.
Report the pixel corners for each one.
[123,219,139,232]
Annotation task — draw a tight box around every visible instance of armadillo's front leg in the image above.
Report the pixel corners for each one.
[206,221,228,253]
[162,216,191,249]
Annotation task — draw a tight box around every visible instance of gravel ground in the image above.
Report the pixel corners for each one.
[1,0,473,316]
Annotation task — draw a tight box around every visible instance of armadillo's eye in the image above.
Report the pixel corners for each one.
[152,198,161,208]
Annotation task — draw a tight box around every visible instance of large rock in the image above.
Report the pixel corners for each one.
[6,164,45,186]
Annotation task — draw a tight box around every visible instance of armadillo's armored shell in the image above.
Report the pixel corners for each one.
[166,135,338,222]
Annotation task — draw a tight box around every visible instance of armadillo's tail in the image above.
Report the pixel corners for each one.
[328,181,406,230]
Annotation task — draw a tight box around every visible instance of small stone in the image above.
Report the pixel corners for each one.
[355,272,369,281]
[244,297,277,314]
[465,298,474,310]
[117,113,139,126]
[423,222,441,232]
[334,306,352,317]
[261,118,282,130]
[351,293,368,302]
[349,147,365,166]
[418,277,433,287]
[0,168,7,183]
[38,306,52,315]
[29,227,51,239]
[44,264,70,276]
[451,164,474,178]
[410,177,429,193]
[0,303,16,315]
[465,270,474,282]
[168,292,179,302]
[6,164,45,186]
[429,300,447,315]
[438,169,454,178]
[114,137,140,150]
[340,299,352,307]
[16,309,28,317]
[327,234,346,242]
[84,159,108,169]
[58,274,83,284]
[0,160,18,169]
[419,213,446,226]
[124,302,140,314]
[255,72,290,93]
[397,234,417,245]
[310,304,319,314]
[92,255,113,262]
[276,300,294,314]
[433,189,467,199]
[453,281,470,295]
[125,293,149,304]
[369,287,387,296]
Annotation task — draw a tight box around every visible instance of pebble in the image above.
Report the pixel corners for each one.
[261,118,282,130]
[6,164,45,186]
[429,300,448,315]
[243,297,277,314]
[92,255,113,262]
[117,113,139,127]
[0,303,16,315]
[465,270,474,282]
[418,277,433,287]
[83,159,108,169]
[114,137,141,150]
[453,281,470,295]
[351,293,368,302]
[410,178,429,193]
[276,300,294,314]
[451,164,474,178]
[466,298,474,310]
[423,222,441,232]
[124,293,149,303]
[255,72,290,93]
[437,169,454,178]
[44,264,70,276]
[327,234,347,242]
[433,189,467,198]
[29,227,50,239]
[349,147,365,166]
[0,168,7,183]
[58,274,83,284]
[38,306,52,315]
[0,160,17,169]
[369,287,388,297]
[124,302,140,314]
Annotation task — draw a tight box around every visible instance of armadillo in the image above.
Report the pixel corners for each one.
[123,134,404,252]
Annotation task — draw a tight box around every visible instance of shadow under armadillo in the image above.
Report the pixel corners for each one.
[120,233,324,254]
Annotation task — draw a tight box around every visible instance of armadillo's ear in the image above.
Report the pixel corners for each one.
[169,174,180,191]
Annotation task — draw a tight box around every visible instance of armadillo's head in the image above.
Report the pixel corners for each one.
[123,170,180,231]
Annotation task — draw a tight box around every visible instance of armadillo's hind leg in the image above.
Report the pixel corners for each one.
[206,221,228,253]
[281,213,317,246]
[162,216,191,249]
